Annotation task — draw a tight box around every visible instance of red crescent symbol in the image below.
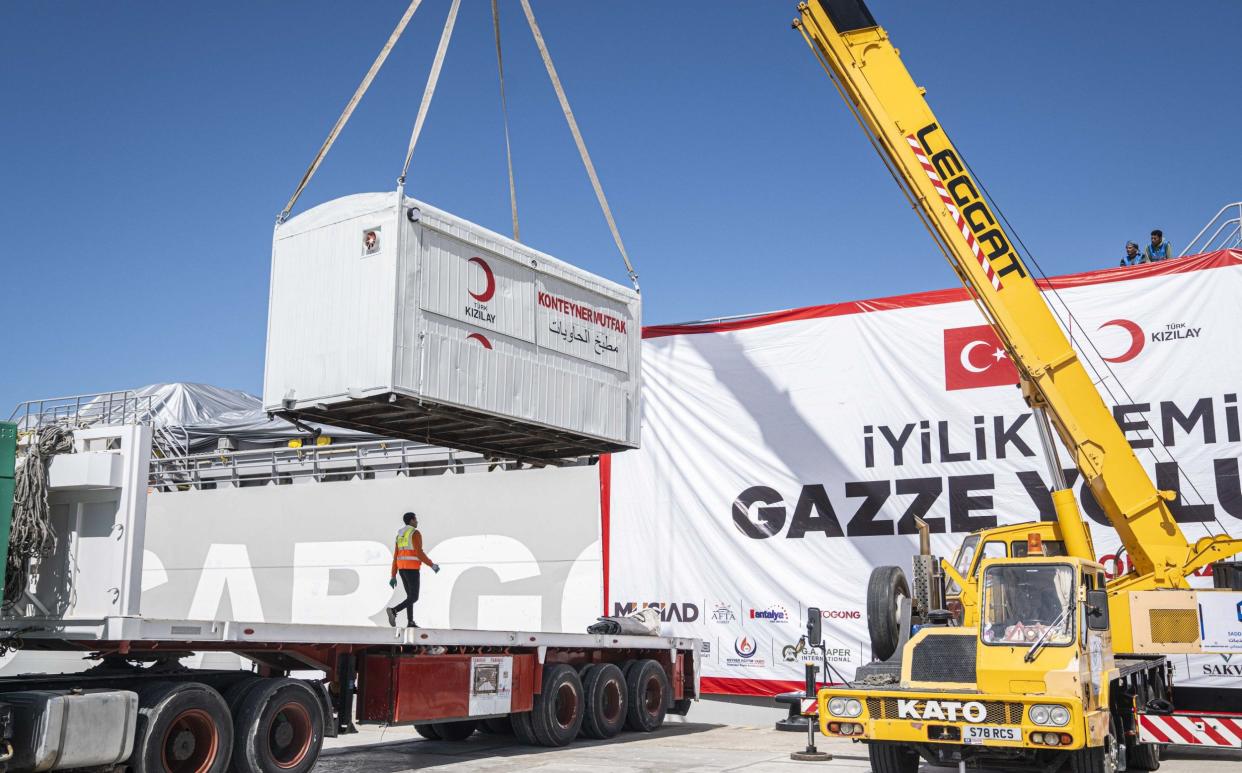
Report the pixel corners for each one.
[468,257,495,302]
[1098,319,1144,363]
[467,333,492,349]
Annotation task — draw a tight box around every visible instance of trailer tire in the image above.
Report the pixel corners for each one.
[624,659,669,733]
[231,679,323,773]
[529,664,586,747]
[867,566,909,662]
[222,677,263,716]
[580,663,627,739]
[510,711,539,746]
[435,720,477,741]
[479,716,512,735]
[130,681,233,773]
[866,741,919,773]
[414,724,442,741]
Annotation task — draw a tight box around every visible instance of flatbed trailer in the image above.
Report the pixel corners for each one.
[0,408,699,773]
[1,618,699,772]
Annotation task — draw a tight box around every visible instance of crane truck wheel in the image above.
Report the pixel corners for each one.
[1068,729,1120,773]
[529,663,586,746]
[414,723,442,740]
[867,566,910,662]
[624,659,670,733]
[866,741,919,773]
[580,663,628,739]
[231,678,323,773]
[130,681,233,773]
[1127,731,1160,770]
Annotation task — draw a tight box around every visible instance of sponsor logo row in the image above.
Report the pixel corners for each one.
[611,601,862,625]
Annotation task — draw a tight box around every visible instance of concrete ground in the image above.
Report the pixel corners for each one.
[318,722,1242,772]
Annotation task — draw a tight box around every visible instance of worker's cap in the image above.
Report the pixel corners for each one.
[402,511,417,525]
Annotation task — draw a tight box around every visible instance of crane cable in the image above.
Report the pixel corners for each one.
[279,0,426,224]
[491,0,520,241]
[398,0,462,185]
[518,0,640,291]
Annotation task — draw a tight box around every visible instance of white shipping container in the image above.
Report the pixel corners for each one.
[262,193,641,461]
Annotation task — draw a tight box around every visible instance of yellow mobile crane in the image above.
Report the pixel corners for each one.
[792,1,1242,771]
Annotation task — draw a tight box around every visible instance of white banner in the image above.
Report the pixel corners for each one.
[611,251,1242,695]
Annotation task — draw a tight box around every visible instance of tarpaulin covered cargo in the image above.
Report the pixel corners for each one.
[607,250,1242,696]
[263,193,642,461]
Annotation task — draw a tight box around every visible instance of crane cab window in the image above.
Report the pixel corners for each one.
[1011,539,1066,558]
[980,541,1006,562]
[981,564,1075,646]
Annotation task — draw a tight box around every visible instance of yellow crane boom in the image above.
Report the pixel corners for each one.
[792,0,1241,591]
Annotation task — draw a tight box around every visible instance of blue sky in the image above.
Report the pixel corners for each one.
[3,1,1239,412]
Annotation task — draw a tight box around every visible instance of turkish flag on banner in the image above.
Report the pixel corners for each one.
[943,324,1019,391]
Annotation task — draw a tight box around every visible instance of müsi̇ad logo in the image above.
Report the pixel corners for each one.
[943,324,1018,391]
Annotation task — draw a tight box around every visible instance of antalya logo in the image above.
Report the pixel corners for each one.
[943,324,1018,391]
[711,603,737,624]
[466,332,493,350]
[734,635,757,659]
[749,605,790,623]
[1098,319,1201,363]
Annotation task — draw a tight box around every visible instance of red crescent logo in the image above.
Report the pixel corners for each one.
[468,257,495,303]
[1098,319,1144,363]
[466,333,492,350]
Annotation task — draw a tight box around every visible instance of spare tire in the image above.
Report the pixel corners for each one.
[868,566,910,662]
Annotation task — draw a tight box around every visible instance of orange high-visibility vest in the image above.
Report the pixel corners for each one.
[394,527,423,571]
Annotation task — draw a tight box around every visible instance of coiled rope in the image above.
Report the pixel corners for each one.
[4,426,73,608]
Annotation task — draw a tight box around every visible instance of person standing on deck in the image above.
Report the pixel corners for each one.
[387,512,440,628]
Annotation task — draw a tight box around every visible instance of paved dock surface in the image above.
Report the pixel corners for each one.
[319,723,1242,772]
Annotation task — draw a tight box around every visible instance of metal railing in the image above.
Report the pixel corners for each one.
[1180,201,1242,256]
[9,390,154,431]
[147,438,575,490]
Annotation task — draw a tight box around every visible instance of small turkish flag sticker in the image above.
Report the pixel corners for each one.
[943,324,1018,391]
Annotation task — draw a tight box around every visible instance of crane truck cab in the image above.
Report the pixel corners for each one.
[820,542,1162,773]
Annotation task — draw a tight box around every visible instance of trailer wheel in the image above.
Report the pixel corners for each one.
[580,663,627,739]
[231,679,323,773]
[1126,715,1160,771]
[867,566,909,662]
[510,711,539,746]
[529,664,586,746]
[624,659,669,733]
[222,677,262,717]
[435,721,477,742]
[479,716,512,735]
[413,724,442,741]
[130,681,232,773]
[867,741,919,773]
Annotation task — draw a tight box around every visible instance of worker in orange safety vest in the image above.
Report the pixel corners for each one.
[386,511,439,627]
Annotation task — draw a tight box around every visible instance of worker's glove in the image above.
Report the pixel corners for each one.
[432,563,441,574]
[389,578,397,588]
